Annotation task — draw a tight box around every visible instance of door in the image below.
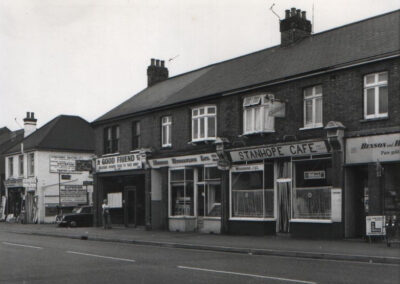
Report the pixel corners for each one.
[197,184,205,230]
[276,160,291,233]
[354,167,368,237]
[124,186,137,227]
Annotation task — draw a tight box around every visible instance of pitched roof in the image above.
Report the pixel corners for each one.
[0,129,24,154]
[6,115,94,154]
[94,9,400,124]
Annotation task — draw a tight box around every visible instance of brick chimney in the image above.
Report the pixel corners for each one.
[23,112,37,137]
[147,58,169,87]
[280,8,311,47]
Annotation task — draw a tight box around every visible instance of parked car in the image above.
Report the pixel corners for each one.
[57,206,93,227]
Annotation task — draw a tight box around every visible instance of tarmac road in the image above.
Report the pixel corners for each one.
[0,231,399,284]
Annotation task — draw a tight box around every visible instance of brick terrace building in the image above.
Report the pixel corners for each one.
[92,8,400,238]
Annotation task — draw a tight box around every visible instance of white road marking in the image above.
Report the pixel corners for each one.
[66,251,136,263]
[2,242,43,250]
[178,266,317,284]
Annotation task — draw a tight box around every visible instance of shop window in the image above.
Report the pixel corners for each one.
[231,163,274,219]
[243,95,274,134]
[303,85,323,128]
[192,106,216,142]
[8,157,14,177]
[364,72,388,119]
[103,126,119,154]
[132,121,141,150]
[170,168,194,217]
[28,153,35,176]
[45,206,58,217]
[384,164,400,217]
[18,155,24,176]
[197,167,221,217]
[293,159,332,220]
[161,116,172,147]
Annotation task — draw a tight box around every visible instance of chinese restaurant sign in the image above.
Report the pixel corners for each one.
[346,133,400,164]
[230,141,329,162]
[96,153,142,173]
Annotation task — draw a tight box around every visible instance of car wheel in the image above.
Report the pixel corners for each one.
[69,221,77,227]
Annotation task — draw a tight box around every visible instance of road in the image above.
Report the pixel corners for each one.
[0,231,398,284]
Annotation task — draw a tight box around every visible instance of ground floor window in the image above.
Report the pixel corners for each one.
[384,163,400,217]
[230,163,274,219]
[292,159,332,220]
[197,166,221,217]
[170,168,194,216]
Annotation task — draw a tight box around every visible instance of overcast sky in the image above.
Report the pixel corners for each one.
[1,0,399,130]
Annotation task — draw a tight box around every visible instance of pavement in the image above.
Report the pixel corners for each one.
[1,222,399,265]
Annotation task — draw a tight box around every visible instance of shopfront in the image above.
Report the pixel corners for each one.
[227,140,343,238]
[149,153,222,233]
[345,133,400,238]
[95,153,148,227]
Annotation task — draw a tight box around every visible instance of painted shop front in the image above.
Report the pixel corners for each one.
[344,133,400,238]
[94,153,149,227]
[149,153,222,234]
[226,139,343,238]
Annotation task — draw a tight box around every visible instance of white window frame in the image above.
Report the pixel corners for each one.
[192,106,217,142]
[161,116,172,147]
[28,152,35,177]
[363,72,388,119]
[243,95,275,135]
[18,155,24,177]
[303,85,323,129]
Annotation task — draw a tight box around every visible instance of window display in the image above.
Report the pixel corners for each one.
[170,168,194,216]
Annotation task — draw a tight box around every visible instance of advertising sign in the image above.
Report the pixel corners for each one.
[331,188,342,222]
[304,171,326,180]
[149,153,218,169]
[366,216,386,236]
[60,185,87,205]
[50,155,79,173]
[229,141,329,162]
[96,153,142,173]
[346,133,400,164]
[75,160,93,171]
[107,192,122,208]
[23,177,37,191]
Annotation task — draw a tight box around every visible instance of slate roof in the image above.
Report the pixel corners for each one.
[0,129,24,155]
[6,115,94,154]
[94,9,400,124]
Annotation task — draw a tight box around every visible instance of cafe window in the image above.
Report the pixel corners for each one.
[303,85,323,128]
[192,106,216,142]
[28,153,35,176]
[230,163,274,219]
[161,116,172,147]
[8,157,14,177]
[169,168,194,217]
[292,159,332,220]
[243,95,274,134]
[103,125,119,154]
[132,121,141,150]
[18,155,24,176]
[364,72,388,119]
[197,166,221,217]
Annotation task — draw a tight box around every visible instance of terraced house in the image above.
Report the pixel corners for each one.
[92,8,400,238]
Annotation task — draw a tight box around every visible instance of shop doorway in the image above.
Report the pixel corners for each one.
[354,167,368,238]
[124,186,137,227]
[276,161,291,233]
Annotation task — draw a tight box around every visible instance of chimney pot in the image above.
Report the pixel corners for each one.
[156,59,160,67]
[161,60,165,67]
[291,7,296,17]
[31,112,35,119]
[302,11,306,19]
[285,10,290,19]
[151,58,155,66]
[26,112,30,119]
[296,9,301,17]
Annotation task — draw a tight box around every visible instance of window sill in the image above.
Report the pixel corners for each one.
[299,125,324,131]
[190,138,216,144]
[229,217,276,221]
[161,145,172,149]
[360,116,389,123]
[290,219,333,224]
[169,216,196,219]
[101,152,120,157]
[242,131,275,136]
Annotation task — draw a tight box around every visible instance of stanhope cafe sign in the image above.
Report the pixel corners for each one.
[229,141,329,162]
[96,153,142,173]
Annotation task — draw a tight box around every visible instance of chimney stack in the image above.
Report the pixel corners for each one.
[23,112,37,137]
[147,58,169,87]
[280,7,312,47]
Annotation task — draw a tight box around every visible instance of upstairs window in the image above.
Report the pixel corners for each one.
[28,153,35,176]
[103,126,119,154]
[161,116,172,147]
[8,157,14,177]
[192,106,216,142]
[18,155,24,176]
[364,72,388,119]
[132,121,141,150]
[303,85,323,128]
[243,94,274,134]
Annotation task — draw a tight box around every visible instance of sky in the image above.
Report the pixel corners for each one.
[1,0,399,131]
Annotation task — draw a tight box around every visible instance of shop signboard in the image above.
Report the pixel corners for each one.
[346,133,400,164]
[60,185,87,205]
[366,216,386,236]
[231,164,264,172]
[50,155,80,173]
[23,177,37,191]
[4,178,23,187]
[149,153,218,169]
[304,171,325,180]
[230,141,329,162]
[96,153,142,173]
